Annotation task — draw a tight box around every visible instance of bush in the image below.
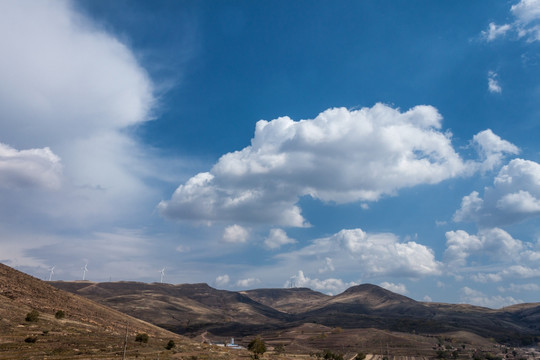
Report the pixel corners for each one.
[248,337,267,359]
[274,343,285,354]
[166,340,175,350]
[436,350,449,359]
[24,336,37,343]
[321,350,343,360]
[55,310,65,319]
[135,333,149,343]
[25,310,39,322]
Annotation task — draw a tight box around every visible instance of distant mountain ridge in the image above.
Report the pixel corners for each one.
[51,280,540,346]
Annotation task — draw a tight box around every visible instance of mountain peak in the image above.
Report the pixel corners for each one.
[334,283,416,306]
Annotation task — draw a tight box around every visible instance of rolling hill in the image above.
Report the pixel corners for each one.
[51,280,293,336]
[0,263,245,359]
[51,279,540,349]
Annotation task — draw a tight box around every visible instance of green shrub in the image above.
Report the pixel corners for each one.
[274,343,285,354]
[320,350,344,360]
[248,337,267,359]
[135,333,149,343]
[24,336,37,343]
[166,340,175,350]
[25,310,39,322]
[55,310,65,319]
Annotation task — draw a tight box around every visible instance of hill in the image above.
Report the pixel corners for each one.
[51,280,540,351]
[240,287,329,313]
[0,263,245,359]
[51,280,292,336]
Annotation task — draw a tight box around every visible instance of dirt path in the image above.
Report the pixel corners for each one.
[201,330,210,343]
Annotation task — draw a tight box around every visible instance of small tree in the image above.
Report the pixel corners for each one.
[248,337,267,359]
[55,310,65,319]
[25,310,39,322]
[274,343,285,354]
[135,333,149,343]
[166,340,175,350]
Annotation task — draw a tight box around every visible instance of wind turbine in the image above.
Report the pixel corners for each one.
[82,263,88,281]
[159,268,165,283]
[48,266,55,281]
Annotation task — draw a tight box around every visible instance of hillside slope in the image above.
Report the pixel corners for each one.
[0,263,237,359]
[241,287,329,313]
[51,281,293,336]
[51,280,540,347]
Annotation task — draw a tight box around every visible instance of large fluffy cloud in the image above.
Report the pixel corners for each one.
[0,0,153,148]
[444,228,540,282]
[279,228,442,279]
[0,0,159,227]
[160,104,516,226]
[0,142,62,190]
[444,228,525,267]
[0,0,177,274]
[454,159,540,227]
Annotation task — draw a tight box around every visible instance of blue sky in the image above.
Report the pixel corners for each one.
[1,0,540,308]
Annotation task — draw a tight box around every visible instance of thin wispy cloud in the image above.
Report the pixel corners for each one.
[482,0,540,42]
[487,71,502,93]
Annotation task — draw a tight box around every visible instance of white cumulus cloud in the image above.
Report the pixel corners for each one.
[0,142,62,190]
[454,159,540,227]
[215,274,230,287]
[236,277,261,288]
[159,104,515,227]
[264,228,296,249]
[278,228,441,280]
[460,286,521,309]
[0,0,164,230]
[380,282,408,295]
[511,0,540,25]
[318,257,335,274]
[473,265,540,283]
[286,270,356,295]
[472,129,519,172]
[222,224,249,244]
[444,228,524,267]
[444,227,540,283]
[0,0,154,148]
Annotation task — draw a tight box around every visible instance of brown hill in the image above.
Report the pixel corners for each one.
[0,263,244,359]
[240,287,329,313]
[51,280,540,349]
[51,281,292,337]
